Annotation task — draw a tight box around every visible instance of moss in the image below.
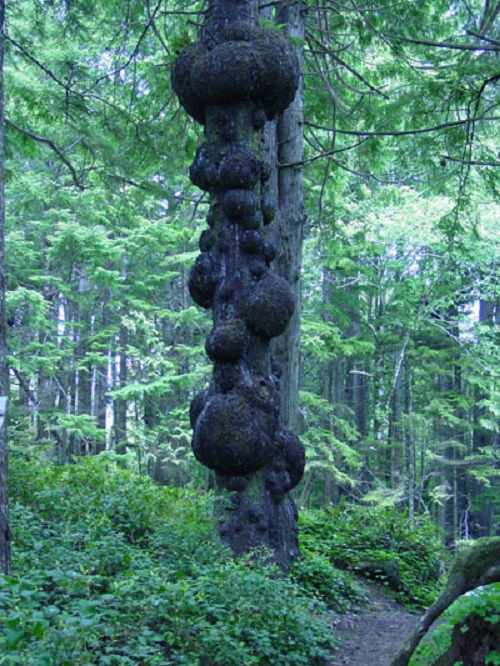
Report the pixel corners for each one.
[188,252,218,308]
[449,537,500,591]
[192,393,275,475]
[222,189,257,221]
[205,318,248,362]
[244,274,295,338]
[192,41,262,105]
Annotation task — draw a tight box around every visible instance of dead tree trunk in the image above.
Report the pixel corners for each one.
[172,0,304,568]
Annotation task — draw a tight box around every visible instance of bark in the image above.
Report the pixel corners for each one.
[112,324,128,455]
[272,0,306,433]
[172,0,303,567]
[0,0,10,575]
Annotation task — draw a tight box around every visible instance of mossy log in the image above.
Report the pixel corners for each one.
[390,537,500,666]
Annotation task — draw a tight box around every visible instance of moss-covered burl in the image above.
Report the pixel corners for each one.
[172,0,303,567]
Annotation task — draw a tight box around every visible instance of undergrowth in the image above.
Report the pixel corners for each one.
[1,454,335,665]
[1,454,448,664]
[299,501,445,609]
[409,584,500,666]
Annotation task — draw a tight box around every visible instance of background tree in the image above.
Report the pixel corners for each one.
[0,0,10,576]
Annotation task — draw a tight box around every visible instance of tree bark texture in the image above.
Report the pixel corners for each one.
[272,0,306,434]
[172,0,304,567]
[0,0,11,575]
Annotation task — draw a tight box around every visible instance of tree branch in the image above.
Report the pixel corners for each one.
[465,29,500,46]
[5,119,85,190]
[90,0,163,87]
[441,154,500,167]
[304,115,500,138]
[386,33,500,51]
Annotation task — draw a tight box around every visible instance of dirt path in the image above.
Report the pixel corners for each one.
[327,582,421,666]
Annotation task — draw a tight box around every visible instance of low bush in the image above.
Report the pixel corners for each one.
[299,501,445,608]
[291,551,366,611]
[1,455,335,665]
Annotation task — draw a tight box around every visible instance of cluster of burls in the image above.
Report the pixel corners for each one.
[172,20,304,504]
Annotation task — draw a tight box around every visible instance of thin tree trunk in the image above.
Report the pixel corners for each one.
[0,0,11,575]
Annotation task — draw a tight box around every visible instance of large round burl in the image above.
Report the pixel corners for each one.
[189,252,218,308]
[189,390,209,429]
[192,393,274,475]
[190,29,299,119]
[244,274,295,338]
[192,41,259,104]
[241,229,264,254]
[171,42,208,124]
[218,150,260,190]
[275,427,305,489]
[222,190,257,221]
[205,319,248,362]
[190,144,218,191]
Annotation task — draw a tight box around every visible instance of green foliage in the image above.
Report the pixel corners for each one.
[291,550,366,612]
[299,503,445,608]
[409,584,500,666]
[1,455,335,665]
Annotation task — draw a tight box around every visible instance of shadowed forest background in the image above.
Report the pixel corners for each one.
[0,0,498,663]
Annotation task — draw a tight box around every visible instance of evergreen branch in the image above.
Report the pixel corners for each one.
[432,455,498,467]
[441,154,500,167]
[307,29,389,98]
[6,35,73,92]
[465,29,500,47]
[385,34,500,51]
[303,115,499,140]
[5,119,85,190]
[91,0,163,87]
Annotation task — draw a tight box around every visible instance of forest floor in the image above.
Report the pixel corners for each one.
[327,581,421,666]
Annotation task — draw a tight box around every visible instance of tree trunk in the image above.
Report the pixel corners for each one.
[272,0,305,433]
[172,0,303,567]
[0,0,11,575]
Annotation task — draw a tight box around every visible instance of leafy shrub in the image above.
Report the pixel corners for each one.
[1,455,335,665]
[299,501,445,608]
[291,551,366,611]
